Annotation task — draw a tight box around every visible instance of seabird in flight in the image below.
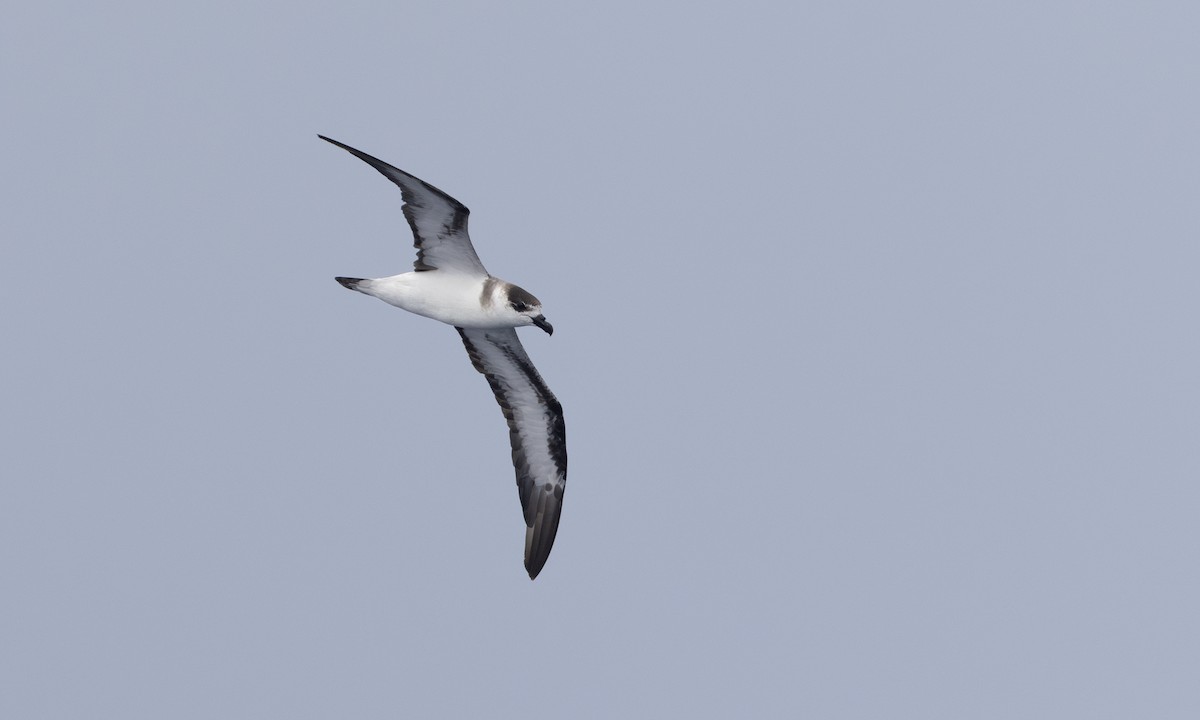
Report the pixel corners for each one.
[320,135,566,579]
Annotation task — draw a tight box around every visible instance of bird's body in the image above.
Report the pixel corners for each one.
[340,273,533,329]
[321,135,566,579]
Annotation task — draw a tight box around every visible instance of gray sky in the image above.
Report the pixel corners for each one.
[3,1,1199,717]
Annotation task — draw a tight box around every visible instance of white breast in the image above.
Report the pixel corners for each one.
[362,272,507,328]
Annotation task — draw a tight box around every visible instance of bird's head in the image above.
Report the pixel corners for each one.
[503,284,553,335]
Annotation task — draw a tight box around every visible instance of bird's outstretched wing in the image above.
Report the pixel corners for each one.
[319,135,489,277]
[456,327,566,579]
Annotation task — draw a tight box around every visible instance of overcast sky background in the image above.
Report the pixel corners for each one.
[3,2,1199,717]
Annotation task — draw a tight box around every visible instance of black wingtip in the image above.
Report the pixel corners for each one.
[335,276,363,290]
[526,557,550,580]
[524,514,561,580]
[526,534,548,580]
[318,135,352,152]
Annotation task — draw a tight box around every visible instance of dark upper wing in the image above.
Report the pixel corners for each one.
[319,135,489,276]
[456,327,566,579]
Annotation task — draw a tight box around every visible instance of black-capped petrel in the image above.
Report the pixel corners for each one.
[320,135,566,580]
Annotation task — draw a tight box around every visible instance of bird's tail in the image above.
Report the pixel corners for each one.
[335,277,368,292]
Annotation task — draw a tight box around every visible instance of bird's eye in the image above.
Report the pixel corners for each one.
[512,302,528,312]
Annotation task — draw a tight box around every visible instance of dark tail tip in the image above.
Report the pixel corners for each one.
[335,277,364,290]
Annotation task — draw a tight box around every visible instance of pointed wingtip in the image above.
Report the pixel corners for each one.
[524,515,559,580]
[525,535,547,580]
[319,135,357,153]
[525,548,543,579]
